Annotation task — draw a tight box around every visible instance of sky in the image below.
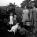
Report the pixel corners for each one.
[0,0,24,7]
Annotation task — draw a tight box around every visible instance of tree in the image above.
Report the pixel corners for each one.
[21,0,31,8]
[21,0,36,8]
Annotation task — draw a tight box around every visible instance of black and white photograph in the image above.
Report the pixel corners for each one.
[0,0,37,37]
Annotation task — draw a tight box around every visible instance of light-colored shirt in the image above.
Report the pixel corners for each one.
[22,9,29,22]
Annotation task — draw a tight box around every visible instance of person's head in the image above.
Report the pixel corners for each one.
[14,15,17,18]
[31,2,35,8]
